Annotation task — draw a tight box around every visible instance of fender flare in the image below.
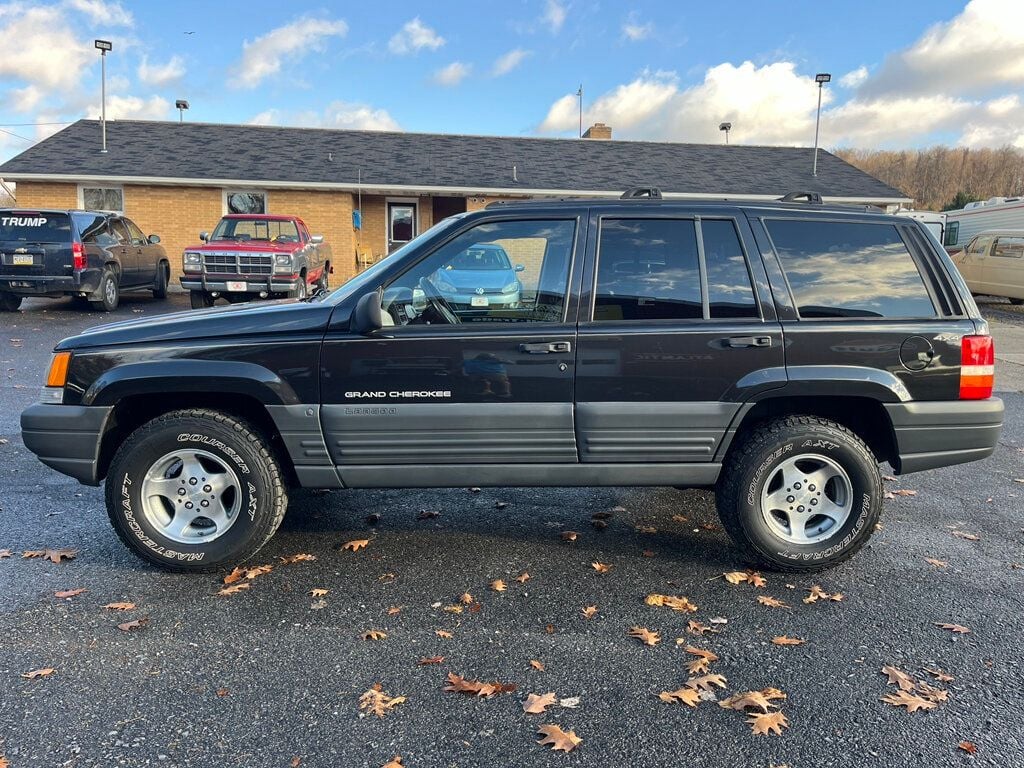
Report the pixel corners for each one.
[83,359,300,407]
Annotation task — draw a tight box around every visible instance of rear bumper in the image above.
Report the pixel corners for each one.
[20,403,113,485]
[885,398,1003,474]
[180,274,300,293]
[0,268,102,296]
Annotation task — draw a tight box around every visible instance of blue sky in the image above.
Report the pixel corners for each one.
[2,0,1022,163]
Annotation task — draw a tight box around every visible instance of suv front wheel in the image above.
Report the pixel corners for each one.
[105,409,287,571]
[716,416,882,572]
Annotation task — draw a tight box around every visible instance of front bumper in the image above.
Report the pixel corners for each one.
[179,274,301,293]
[0,269,102,297]
[886,398,1003,474]
[20,403,114,485]
[445,290,521,309]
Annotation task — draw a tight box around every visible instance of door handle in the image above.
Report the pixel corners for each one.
[520,341,572,354]
[725,335,772,348]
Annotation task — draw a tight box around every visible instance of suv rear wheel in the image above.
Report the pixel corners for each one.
[90,269,119,312]
[716,415,882,572]
[104,409,288,572]
[0,292,22,311]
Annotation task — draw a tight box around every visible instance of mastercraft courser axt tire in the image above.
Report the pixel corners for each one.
[104,409,287,572]
[716,415,883,572]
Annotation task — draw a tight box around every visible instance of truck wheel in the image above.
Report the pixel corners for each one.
[104,409,288,572]
[90,269,119,312]
[0,292,22,311]
[315,267,328,293]
[153,261,169,299]
[716,415,882,572]
[287,273,308,300]
[190,290,215,309]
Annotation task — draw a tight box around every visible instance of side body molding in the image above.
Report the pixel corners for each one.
[83,359,301,407]
[769,365,912,403]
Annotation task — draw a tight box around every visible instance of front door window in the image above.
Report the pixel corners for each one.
[388,202,416,252]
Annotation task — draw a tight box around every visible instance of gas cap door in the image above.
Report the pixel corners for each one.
[900,335,935,371]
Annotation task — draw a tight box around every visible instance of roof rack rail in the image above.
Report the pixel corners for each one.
[779,191,823,204]
[620,186,662,199]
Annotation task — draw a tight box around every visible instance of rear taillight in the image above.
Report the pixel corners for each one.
[72,241,85,270]
[960,335,994,400]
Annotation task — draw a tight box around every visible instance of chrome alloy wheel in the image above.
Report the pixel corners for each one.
[140,449,242,544]
[759,453,853,544]
[104,277,117,305]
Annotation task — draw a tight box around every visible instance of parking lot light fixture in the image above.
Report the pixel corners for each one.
[175,100,190,123]
[95,40,112,153]
[719,122,732,144]
[812,72,831,177]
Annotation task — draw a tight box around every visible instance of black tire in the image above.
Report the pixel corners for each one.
[104,409,288,572]
[315,266,329,293]
[1010,297,1024,306]
[287,272,308,300]
[0,291,22,311]
[190,290,215,309]
[153,261,169,299]
[90,269,119,312]
[716,415,882,572]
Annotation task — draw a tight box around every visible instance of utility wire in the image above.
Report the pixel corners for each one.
[0,127,33,142]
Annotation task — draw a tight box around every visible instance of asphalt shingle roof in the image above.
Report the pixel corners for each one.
[0,119,908,201]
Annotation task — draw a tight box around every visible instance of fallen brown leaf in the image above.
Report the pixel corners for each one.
[803,585,843,604]
[934,622,971,634]
[279,553,317,564]
[723,570,749,585]
[387,606,402,616]
[582,605,598,619]
[490,579,507,592]
[757,595,789,609]
[772,636,805,646]
[359,684,406,717]
[645,594,698,613]
[417,509,439,519]
[628,626,660,646]
[418,656,445,665]
[342,539,369,552]
[361,629,387,641]
[443,672,516,698]
[881,665,917,692]
[216,688,230,697]
[685,673,728,691]
[925,557,949,568]
[118,617,148,632]
[952,530,980,541]
[459,592,474,604]
[223,566,246,584]
[958,741,977,755]
[536,723,582,752]
[523,691,558,714]
[686,620,718,635]
[23,547,77,563]
[54,588,87,598]
[720,690,775,713]
[658,687,700,707]
[748,710,789,736]
[103,601,136,611]
[881,690,937,712]
[381,757,404,768]
[20,667,56,679]
[435,630,453,639]
[309,588,329,598]
[591,561,612,574]
[529,660,545,672]
[515,571,530,584]
[924,667,954,683]
[560,530,578,542]
[217,583,250,596]
[0,548,11,558]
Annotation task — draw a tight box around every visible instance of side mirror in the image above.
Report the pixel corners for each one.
[352,289,384,335]
[199,231,209,242]
[148,234,161,244]
[310,234,324,244]
[514,264,525,272]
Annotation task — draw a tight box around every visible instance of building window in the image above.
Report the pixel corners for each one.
[81,186,123,213]
[225,191,266,214]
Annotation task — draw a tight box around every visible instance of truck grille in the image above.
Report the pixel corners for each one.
[202,251,273,276]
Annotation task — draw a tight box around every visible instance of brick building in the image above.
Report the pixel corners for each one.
[0,119,909,287]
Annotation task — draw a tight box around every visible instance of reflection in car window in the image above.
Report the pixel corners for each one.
[594,219,701,321]
[702,219,758,319]
[767,220,936,319]
[383,219,576,326]
[993,237,1024,258]
[967,236,991,256]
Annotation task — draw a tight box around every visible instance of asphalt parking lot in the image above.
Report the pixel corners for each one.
[1,293,1023,768]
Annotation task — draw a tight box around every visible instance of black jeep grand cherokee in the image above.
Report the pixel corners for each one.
[21,191,1003,572]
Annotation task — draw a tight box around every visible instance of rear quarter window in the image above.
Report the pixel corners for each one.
[0,212,72,243]
[766,219,936,319]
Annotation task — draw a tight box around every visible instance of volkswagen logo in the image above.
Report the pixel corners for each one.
[475,287,485,295]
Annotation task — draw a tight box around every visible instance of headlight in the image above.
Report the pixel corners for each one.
[501,280,520,294]
[183,252,202,272]
[41,351,70,403]
[274,253,294,273]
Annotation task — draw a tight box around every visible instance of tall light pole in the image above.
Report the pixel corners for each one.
[175,99,190,123]
[95,39,112,153]
[719,122,732,145]
[812,72,831,177]
[576,84,583,138]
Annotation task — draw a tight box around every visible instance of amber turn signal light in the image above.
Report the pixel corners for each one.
[45,351,71,388]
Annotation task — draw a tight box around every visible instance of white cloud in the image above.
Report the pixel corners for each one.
[432,61,471,86]
[542,0,566,33]
[956,95,1024,148]
[823,95,971,146]
[229,16,348,89]
[64,0,133,26]
[839,66,868,89]
[0,4,93,92]
[249,102,400,132]
[86,94,173,121]
[248,109,280,126]
[11,85,44,112]
[622,16,652,41]
[388,17,444,54]
[492,48,529,76]
[861,0,1024,97]
[138,55,186,87]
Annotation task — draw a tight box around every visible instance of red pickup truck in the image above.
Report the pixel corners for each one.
[180,214,331,308]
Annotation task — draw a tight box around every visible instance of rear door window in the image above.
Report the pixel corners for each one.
[766,219,936,319]
[702,219,758,319]
[0,212,72,243]
[110,220,132,245]
[993,236,1024,258]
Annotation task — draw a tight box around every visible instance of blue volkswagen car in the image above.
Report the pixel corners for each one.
[430,243,523,310]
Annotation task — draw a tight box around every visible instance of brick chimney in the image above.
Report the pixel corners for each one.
[583,122,612,140]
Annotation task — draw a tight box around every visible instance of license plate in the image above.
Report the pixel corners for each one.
[11,255,33,265]
[470,296,489,307]
[226,281,247,292]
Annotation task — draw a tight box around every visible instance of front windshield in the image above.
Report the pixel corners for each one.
[212,218,300,243]
[447,246,512,270]
[323,213,470,303]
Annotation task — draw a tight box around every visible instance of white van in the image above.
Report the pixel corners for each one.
[950,229,1024,304]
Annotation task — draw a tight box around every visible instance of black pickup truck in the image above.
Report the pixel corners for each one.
[0,208,170,311]
[20,191,1003,573]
